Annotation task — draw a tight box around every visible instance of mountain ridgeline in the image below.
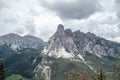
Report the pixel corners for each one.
[44,24,120,58]
[34,24,120,80]
[1,24,120,80]
[0,33,45,50]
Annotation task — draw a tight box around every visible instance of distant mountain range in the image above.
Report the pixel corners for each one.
[0,33,45,50]
[1,24,120,80]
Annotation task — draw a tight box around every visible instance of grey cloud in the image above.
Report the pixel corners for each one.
[117,11,120,20]
[0,0,39,36]
[64,8,120,42]
[1,0,120,43]
[0,5,2,10]
[117,24,120,30]
[15,27,25,35]
[115,0,120,41]
[24,20,36,35]
[41,0,101,19]
[0,1,5,10]
[116,0,120,3]
[116,0,120,19]
[14,20,36,35]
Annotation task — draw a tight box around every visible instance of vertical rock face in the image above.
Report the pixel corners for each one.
[44,24,78,58]
[43,24,120,58]
[57,24,64,32]
[34,58,52,80]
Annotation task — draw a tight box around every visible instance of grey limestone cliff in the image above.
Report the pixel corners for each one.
[44,24,120,58]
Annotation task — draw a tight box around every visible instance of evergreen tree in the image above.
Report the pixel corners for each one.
[0,61,4,80]
[116,64,120,80]
[91,70,105,80]
[98,70,105,80]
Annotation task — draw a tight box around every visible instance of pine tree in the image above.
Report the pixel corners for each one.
[91,70,105,80]
[0,61,4,80]
[98,70,105,80]
[116,64,120,80]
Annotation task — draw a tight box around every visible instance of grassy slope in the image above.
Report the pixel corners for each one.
[5,74,31,80]
[46,53,120,80]
[84,53,120,80]
[48,58,94,80]
[4,48,43,79]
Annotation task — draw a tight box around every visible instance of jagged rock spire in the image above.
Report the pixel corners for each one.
[44,24,120,59]
[57,24,64,32]
[65,29,72,36]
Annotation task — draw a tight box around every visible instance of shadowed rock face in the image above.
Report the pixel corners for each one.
[0,33,45,50]
[65,29,72,36]
[57,24,64,32]
[44,24,120,58]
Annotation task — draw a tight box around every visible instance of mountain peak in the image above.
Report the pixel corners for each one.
[0,33,44,50]
[44,24,120,59]
[3,33,21,37]
[57,24,64,32]
[65,29,72,36]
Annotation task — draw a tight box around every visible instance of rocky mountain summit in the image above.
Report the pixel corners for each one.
[43,24,120,58]
[0,33,44,50]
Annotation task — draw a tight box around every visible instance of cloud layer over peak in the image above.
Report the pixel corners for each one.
[41,0,101,19]
[0,0,120,42]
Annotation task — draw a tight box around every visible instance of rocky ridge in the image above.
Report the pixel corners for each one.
[43,24,120,58]
[0,33,44,50]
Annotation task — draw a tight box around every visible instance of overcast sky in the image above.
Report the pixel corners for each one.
[0,0,120,42]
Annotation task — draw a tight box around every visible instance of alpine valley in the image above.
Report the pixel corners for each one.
[1,24,120,80]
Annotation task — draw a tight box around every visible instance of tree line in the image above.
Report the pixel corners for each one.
[63,64,120,80]
[63,69,105,80]
[1,61,120,80]
[0,61,4,80]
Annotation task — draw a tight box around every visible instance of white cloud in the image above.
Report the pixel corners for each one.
[113,37,120,43]
[34,12,62,40]
[0,0,120,43]
[0,0,63,41]
[63,9,120,42]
